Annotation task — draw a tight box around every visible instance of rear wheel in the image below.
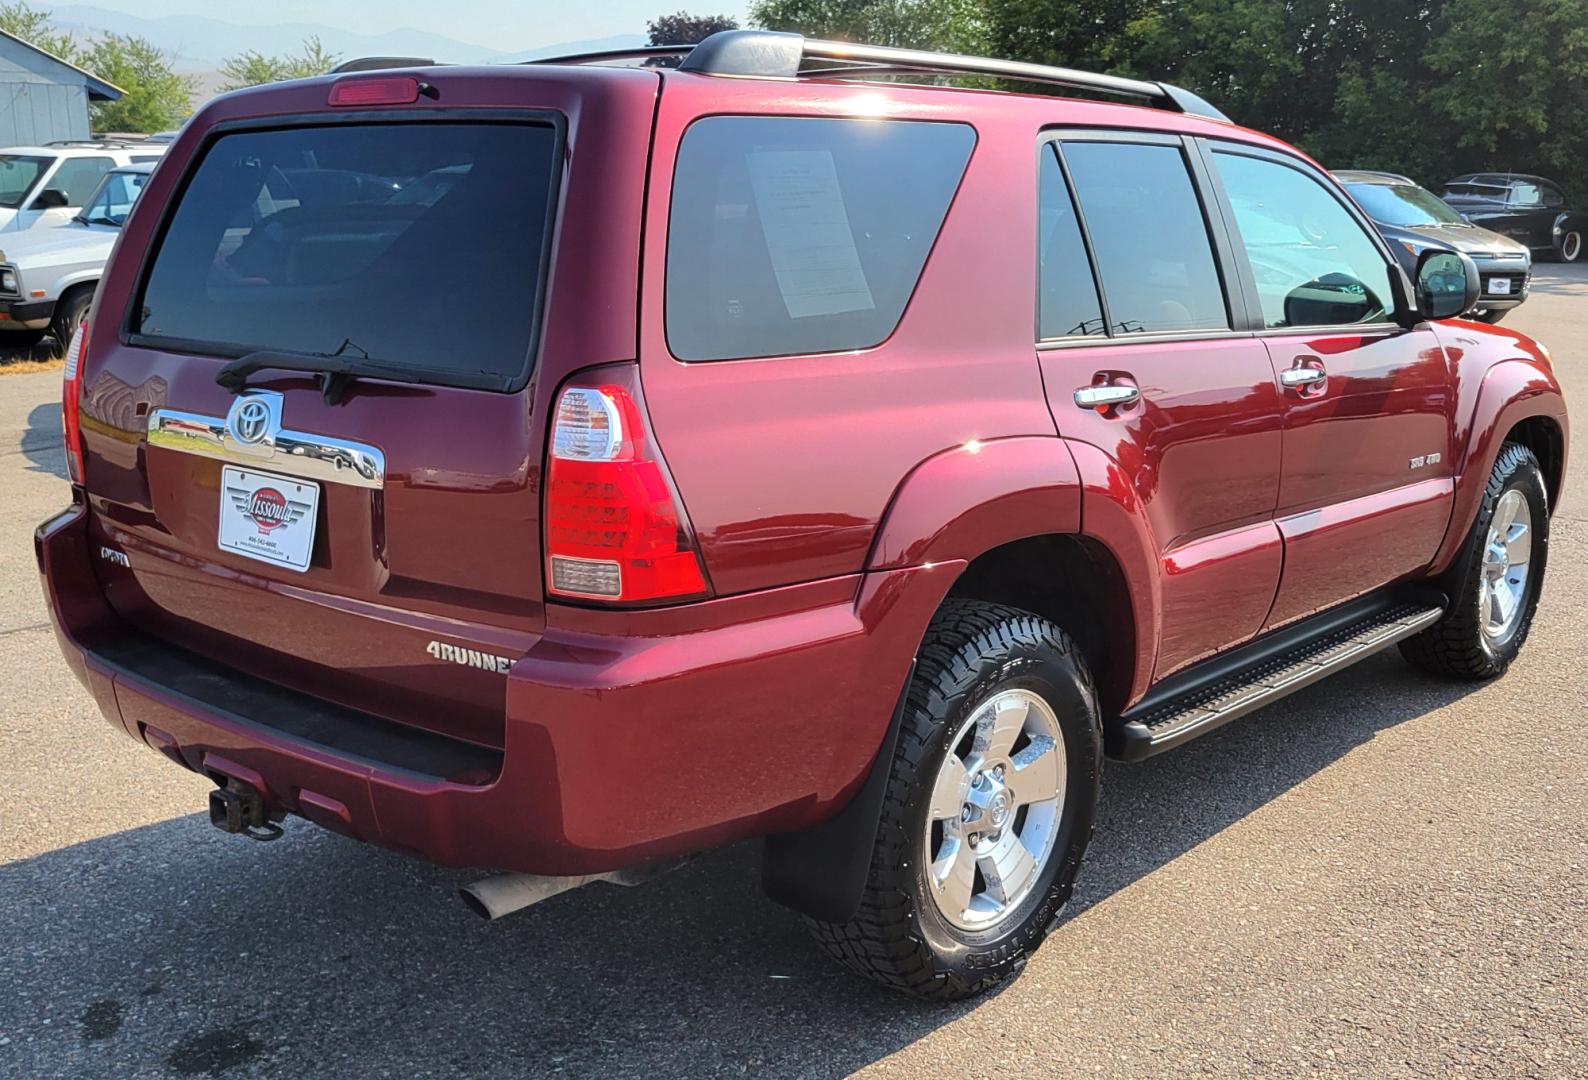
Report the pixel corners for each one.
[803,600,1101,1000]
[1400,442,1548,679]
[1558,230,1583,263]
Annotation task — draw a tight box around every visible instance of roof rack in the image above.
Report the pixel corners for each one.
[570,30,1231,122]
[44,138,152,149]
[330,56,436,74]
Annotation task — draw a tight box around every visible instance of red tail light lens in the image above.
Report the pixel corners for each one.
[61,323,86,485]
[544,370,709,604]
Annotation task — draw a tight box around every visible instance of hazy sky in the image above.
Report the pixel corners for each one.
[55,1,760,51]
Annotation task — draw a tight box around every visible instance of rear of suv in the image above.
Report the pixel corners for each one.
[38,32,1568,1000]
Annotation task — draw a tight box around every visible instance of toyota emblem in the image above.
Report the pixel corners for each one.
[231,399,272,445]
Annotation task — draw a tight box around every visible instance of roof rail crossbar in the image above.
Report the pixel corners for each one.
[331,56,437,74]
[669,30,1230,122]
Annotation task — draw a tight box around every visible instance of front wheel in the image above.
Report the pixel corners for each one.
[1400,442,1549,679]
[803,600,1101,1000]
[50,288,91,352]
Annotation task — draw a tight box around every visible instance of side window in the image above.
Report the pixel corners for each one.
[1511,183,1543,207]
[666,116,975,362]
[1541,184,1565,209]
[1037,144,1104,338]
[1212,150,1394,329]
[44,156,114,206]
[1060,140,1228,334]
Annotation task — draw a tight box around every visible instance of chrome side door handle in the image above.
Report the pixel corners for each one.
[1074,384,1140,409]
[1279,366,1327,389]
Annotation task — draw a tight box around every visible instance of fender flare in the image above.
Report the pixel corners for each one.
[1431,359,1568,575]
[1552,210,1585,244]
[764,437,1164,921]
[866,435,1082,570]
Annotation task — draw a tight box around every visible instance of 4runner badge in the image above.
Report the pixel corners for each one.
[426,640,514,675]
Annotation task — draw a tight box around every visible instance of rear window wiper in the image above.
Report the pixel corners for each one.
[216,347,429,405]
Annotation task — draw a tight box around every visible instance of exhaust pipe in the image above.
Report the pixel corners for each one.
[460,862,676,921]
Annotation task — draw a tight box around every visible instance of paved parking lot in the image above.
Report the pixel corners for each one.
[2,271,1585,1079]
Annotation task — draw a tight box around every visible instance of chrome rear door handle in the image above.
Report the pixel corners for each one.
[1074,384,1140,409]
[1279,367,1327,388]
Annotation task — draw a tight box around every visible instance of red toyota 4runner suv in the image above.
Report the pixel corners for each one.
[37,32,1569,999]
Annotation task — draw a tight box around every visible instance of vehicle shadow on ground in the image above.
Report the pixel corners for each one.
[19,401,66,480]
[0,652,1480,1078]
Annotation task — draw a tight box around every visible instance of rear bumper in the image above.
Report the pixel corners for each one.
[37,503,950,874]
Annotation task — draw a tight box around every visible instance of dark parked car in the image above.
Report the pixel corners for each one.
[1336,170,1531,323]
[38,31,1569,1000]
[1442,173,1585,263]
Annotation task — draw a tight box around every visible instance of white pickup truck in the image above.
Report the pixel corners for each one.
[0,162,154,347]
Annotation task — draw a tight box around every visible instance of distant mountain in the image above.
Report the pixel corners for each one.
[45,4,644,71]
[499,35,649,64]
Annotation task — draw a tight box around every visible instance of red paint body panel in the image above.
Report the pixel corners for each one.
[1041,337,1285,681]
[34,62,1570,878]
[1260,326,1456,630]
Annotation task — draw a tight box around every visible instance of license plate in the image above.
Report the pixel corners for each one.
[218,466,319,572]
[1488,277,1512,295]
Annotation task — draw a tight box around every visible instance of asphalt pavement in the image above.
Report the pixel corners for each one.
[1,270,1585,1078]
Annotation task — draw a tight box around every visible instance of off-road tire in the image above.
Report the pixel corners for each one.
[803,599,1102,1000]
[1400,442,1549,679]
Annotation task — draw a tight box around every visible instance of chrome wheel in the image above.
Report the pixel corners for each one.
[923,688,1065,932]
[1481,489,1532,641]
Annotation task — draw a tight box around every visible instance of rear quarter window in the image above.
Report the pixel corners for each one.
[133,119,560,392]
[665,116,975,362]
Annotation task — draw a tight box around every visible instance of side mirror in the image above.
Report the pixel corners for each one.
[1414,249,1479,321]
[32,188,70,209]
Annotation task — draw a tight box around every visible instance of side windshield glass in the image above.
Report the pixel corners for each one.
[1214,151,1394,329]
[1060,141,1229,335]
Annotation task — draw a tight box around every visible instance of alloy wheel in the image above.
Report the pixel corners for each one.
[923,688,1066,931]
[1480,489,1532,642]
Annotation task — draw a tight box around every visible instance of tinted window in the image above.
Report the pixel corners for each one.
[1542,184,1565,208]
[1037,145,1104,338]
[0,155,47,208]
[47,157,114,206]
[136,122,559,390]
[666,117,974,361]
[1061,141,1227,334]
[1214,151,1393,329]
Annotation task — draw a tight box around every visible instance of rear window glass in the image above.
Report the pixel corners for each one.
[135,121,559,391]
[666,116,974,362]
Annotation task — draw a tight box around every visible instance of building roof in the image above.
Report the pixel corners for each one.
[0,28,124,101]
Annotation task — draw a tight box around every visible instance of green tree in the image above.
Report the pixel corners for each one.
[647,11,739,45]
[219,35,341,91]
[81,34,195,133]
[1425,0,1588,200]
[0,0,76,61]
[751,0,987,52]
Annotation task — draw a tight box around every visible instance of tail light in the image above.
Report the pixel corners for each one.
[544,366,710,604]
[61,323,86,485]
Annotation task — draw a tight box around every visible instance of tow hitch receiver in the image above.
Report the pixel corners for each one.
[208,779,285,841]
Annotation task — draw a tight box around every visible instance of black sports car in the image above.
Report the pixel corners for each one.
[1442,173,1585,263]
[1336,170,1531,323]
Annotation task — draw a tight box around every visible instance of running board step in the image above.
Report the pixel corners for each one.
[1114,600,1445,761]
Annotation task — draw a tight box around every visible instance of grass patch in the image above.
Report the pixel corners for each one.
[0,355,64,374]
